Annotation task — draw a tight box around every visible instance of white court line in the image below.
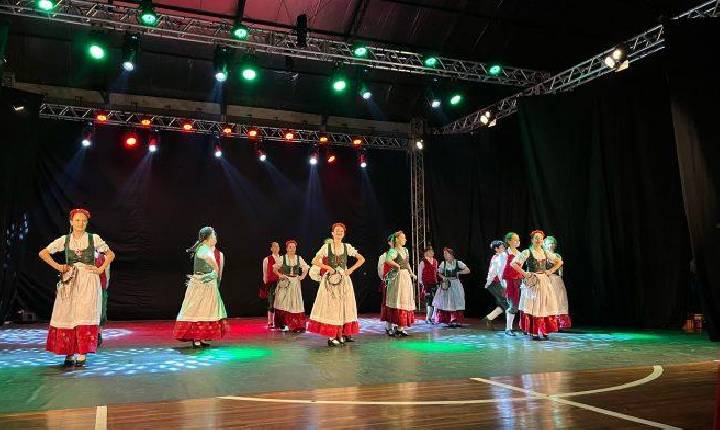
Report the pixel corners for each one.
[471,367,680,430]
[94,405,107,430]
[549,365,663,398]
[218,396,539,405]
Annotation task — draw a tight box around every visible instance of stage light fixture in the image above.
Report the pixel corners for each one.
[284,130,296,141]
[232,21,250,40]
[258,150,267,162]
[318,134,329,144]
[331,64,347,93]
[214,146,223,158]
[222,125,233,135]
[182,121,194,131]
[148,133,159,153]
[81,123,94,147]
[124,131,139,148]
[140,118,152,127]
[326,147,336,163]
[479,110,497,127]
[240,54,258,82]
[121,33,140,72]
[423,55,438,68]
[430,98,442,109]
[214,46,231,83]
[36,0,57,12]
[309,146,319,165]
[488,64,503,76]
[352,42,368,58]
[360,84,372,100]
[359,152,367,168]
[94,111,108,123]
[416,139,424,150]
[352,137,363,146]
[247,128,260,139]
[138,0,158,27]
[604,45,629,71]
[449,93,463,106]
[87,36,107,61]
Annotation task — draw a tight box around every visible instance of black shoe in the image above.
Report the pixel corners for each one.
[541,335,549,341]
[343,336,355,343]
[504,330,515,336]
[327,339,341,347]
[396,330,409,337]
[484,318,494,331]
[62,358,75,367]
[385,329,396,337]
[97,333,103,347]
[74,358,86,367]
[192,341,202,348]
[199,341,211,347]
[532,336,542,341]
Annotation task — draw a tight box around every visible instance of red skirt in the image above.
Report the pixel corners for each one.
[519,313,560,335]
[46,325,99,355]
[556,314,572,329]
[274,310,307,332]
[384,307,415,326]
[307,320,360,338]
[505,278,522,307]
[435,310,464,324]
[173,320,229,342]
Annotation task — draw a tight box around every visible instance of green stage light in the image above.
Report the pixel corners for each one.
[87,43,106,61]
[423,55,438,68]
[332,78,347,92]
[138,1,158,27]
[232,24,249,40]
[239,54,259,82]
[352,42,368,58]
[449,93,463,106]
[241,67,257,81]
[488,64,503,76]
[36,0,56,11]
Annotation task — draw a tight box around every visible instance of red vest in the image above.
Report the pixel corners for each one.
[502,252,523,280]
[421,257,438,285]
[266,255,279,283]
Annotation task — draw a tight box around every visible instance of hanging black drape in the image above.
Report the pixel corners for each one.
[425,120,532,316]
[666,20,720,340]
[0,94,410,321]
[517,58,691,327]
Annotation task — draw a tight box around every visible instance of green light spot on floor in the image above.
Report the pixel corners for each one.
[395,341,476,353]
[199,346,272,361]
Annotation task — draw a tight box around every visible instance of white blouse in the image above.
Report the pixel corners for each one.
[514,248,561,266]
[273,255,309,271]
[46,233,110,254]
[315,242,359,259]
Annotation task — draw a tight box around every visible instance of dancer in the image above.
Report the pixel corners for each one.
[377,237,393,331]
[272,240,309,332]
[418,246,439,324]
[308,222,365,346]
[173,227,228,348]
[38,208,115,367]
[544,236,571,329]
[432,248,469,327]
[96,251,110,346]
[501,232,523,336]
[512,230,563,341]
[384,231,417,336]
[482,240,509,331]
[260,241,281,329]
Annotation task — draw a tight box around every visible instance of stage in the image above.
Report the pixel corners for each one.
[0,316,717,428]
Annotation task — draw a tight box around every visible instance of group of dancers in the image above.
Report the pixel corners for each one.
[479,231,571,340]
[38,208,570,366]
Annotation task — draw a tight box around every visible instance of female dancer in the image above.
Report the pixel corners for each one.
[418,246,439,324]
[544,236,571,329]
[512,230,563,341]
[261,242,281,329]
[432,248,469,327]
[308,223,365,346]
[173,227,229,347]
[272,240,309,332]
[483,240,509,330]
[501,232,523,336]
[39,208,115,367]
[377,236,392,331]
[384,231,417,336]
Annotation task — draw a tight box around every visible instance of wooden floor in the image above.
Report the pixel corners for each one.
[0,361,715,429]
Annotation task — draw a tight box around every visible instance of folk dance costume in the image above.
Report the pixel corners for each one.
[173,245,229,343]
[260,252,280,328]
[502,249,523,332]
[273,255,309,332]
[418,256,439,323]
[515,248,563,338]
[432,260,468,325]
[96,252,110,346]
[483,253,509,329]
[547,252,571,328]
[384,247,415,331]
[307,243,360,340]
[45,233,111,357]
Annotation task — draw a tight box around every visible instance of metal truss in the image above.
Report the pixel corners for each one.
[38,103,408,150]
[0,0,547,86]
[409,148,426,310]
[436,0,720,134]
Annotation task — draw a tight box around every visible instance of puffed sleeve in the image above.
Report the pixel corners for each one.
[315,245,328,259]
[45,236,66,254]
[299,256,310,270]
[457,260,469,270]
[93,234,110,253]
[346,243,358,257]
[385,248,398,262]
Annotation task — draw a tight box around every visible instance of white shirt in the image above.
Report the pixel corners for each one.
[377,253,387,280]
[485,253,507,288]
[46,233,110,254]
[273,254,309,275]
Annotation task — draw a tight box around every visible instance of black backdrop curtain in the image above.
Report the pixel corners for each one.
[517,57,691,327]
[0,102,409,320]
[425,120,532,317]
[666,20,720,340]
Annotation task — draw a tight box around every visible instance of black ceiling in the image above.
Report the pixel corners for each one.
[0,0,698,125]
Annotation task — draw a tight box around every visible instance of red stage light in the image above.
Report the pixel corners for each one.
[140,118,152,127]
[327,154,336,163]
[284,131,295,141]
[182,122,193,131]
[222,125,233,135]
[125,136,138,146]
